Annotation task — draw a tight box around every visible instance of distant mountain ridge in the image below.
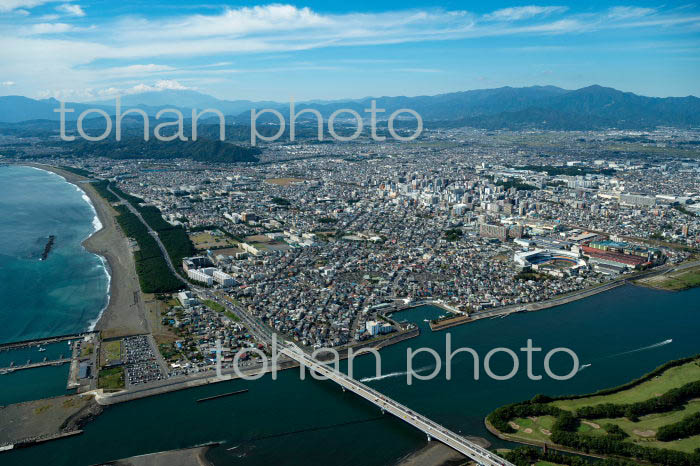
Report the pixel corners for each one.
[1,85,698,129]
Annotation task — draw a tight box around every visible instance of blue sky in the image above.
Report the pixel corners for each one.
[0,1,698,101]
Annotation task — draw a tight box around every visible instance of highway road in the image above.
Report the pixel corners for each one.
[107,185,188,284]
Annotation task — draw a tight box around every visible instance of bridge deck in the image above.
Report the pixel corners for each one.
[280,346,514,466]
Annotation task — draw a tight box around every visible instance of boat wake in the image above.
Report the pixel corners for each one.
[607,339,673,358]
[578,363,592,372]
[360,365,434,383]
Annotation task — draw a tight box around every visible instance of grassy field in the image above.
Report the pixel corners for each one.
[508,416,556,443]
[224,311,240,322]
[642,435,700,453]
[551,360,700,411]
[203,299,225,313]
[491,356,700,461]
[589,400,700,453]
[102,340,122,365]
[636,266,700,291]
[98,367,125,391]
[189,231,237,250]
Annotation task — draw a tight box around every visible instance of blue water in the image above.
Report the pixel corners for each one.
[1,164,699,465]
[2,286,699,466]
[0,165,109,344]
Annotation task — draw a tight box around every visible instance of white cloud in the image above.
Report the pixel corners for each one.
[56,3,84,17]
[101,64,175,75]
[2,3,699,99]
[484,6,568,22]
[27,22,72,34]
[0,0,58,12]
[129,79,190,93]
[607,7,656,20]
[1,81,16,86]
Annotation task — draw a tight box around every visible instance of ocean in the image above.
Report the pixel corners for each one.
[0,165,110,344]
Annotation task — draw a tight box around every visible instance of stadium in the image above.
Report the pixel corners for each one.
[514,249,587,275]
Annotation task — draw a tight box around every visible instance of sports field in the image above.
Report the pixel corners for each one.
[189,230,237,250]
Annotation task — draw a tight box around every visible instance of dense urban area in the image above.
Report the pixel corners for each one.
[2,127,699,389]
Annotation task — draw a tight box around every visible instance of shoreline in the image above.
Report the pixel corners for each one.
[22,163,150,339]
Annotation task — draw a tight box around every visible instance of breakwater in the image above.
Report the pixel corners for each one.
[39,235,55,261]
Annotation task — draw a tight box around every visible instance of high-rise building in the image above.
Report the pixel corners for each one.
[479,223,508,241]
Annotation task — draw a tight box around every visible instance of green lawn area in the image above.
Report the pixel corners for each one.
[203,299,226,313]
[577,420,607,436]
[662,268,700,290]
[638,266,700,291]
[224,311,240,322]
[98,367,125,390]
[102,340,122,364]
[508,415,556,443]
[643,434,700,453]
[551,360,700,411]
[587,400,700,453]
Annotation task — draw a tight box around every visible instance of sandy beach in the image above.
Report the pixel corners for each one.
[104,445,214,466]
[25,164,149,339]
[394,441,470,466]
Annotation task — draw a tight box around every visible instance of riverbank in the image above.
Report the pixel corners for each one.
[429,259,700,331]
[25,164,149,339]
[97,327,420,405]
[430,279,625,331]
[635,264,700,291]
[393,442,468,466]
[394,435,490,466]
[105,444,215,466]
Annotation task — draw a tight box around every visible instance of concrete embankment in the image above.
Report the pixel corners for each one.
[430,280,627,332]
[0,332,93,352]
[98,328,420,406]
[0,394,99,450]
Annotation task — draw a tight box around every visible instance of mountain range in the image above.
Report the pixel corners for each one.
[1,85,699,130]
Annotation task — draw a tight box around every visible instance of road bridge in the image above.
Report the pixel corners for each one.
[280,343,515,466]
[199,292,513,464]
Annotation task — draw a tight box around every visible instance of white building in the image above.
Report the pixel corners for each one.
[366,320,393,336]
[213,270,236,286]
[187,268,213,285]
[177,291,197,307]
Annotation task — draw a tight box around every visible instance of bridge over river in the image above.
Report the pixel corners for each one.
[279,342,515,466]
[197,290,516,466]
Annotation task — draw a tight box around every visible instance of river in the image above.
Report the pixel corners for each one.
[2,284,699,465]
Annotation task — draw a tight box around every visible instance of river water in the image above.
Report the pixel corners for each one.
[2,284,699,465]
